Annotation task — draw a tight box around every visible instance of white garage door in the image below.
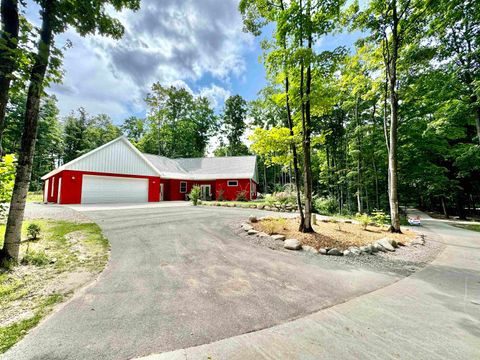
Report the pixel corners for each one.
[81,175,149,204]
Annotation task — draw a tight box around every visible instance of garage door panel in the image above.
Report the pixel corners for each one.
[82,175,148,204]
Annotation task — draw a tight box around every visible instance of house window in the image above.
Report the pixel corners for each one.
[228,180,238,187]
[180,181,187,193]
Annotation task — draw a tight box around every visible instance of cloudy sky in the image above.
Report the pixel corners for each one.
[25,0,360,124]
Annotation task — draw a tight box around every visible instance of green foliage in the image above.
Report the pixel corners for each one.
[313,196,338,215]
[22,250,49,266]
[221,95,248,156]
[356,213,372,231]
[235,190,248,202]
[27,223,41,240]
[189,185,201,206]
[141,83,218,158]
[0,154,16,221]
[372,210,389,225]
[63,108,121,163]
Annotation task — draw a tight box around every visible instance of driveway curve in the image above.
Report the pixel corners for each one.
[4,205,401,360]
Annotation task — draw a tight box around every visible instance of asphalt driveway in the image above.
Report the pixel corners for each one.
[4,205,400,360]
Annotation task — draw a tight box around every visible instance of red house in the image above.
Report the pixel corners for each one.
[41,136,258,204]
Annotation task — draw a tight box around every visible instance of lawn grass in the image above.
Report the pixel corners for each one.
[452,224,480,232]
[26,191,43,203]
[253,217,415,251]
[0,219,109,353]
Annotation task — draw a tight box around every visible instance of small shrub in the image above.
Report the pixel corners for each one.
[22,250,49,266]
[372,209,389,225]
[356,213,372,230]
[235,190,248,202]
[313,196,338,215]
[27,223,41,240]
[331,217,342,231]
[189,185,201,206]
[217,189,225,201]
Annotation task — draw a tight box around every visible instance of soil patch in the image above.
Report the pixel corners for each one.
[252,217,416,251]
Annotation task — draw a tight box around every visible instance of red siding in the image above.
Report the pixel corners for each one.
[44,170,161,204]
[44,171,257,204]
[216,179,253,201]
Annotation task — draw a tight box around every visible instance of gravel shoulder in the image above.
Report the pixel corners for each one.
[24,203,91,223]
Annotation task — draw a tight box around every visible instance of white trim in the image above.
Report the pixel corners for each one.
[180,181,187,193]
[41,137,162,180]
[227,180,238,187]
[44,179,49,203]
[57,178,62,204]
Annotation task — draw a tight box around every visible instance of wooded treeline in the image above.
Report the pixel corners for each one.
[242,0,480,224]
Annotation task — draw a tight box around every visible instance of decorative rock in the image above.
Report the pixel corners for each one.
[249,215,258,223]
[372,243,385,252]
[247,229,259,235]
[257,204,265,210]
[319,248,327,255]
[343,250,352,256]
[284,239,302,250]
[257,232,270,238]
[376,238,395,251]
[387,238,398,248]
[241,223,253,230]
[327,248,343,256]
[370,243,379,253]
[360,245,371,254]
[302,245,319,254]
[349,247,362,255]
[271,234,286,241]
[344,220,352,224]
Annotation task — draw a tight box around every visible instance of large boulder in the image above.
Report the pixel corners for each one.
[284,239,302,250]
[376,238,395,251]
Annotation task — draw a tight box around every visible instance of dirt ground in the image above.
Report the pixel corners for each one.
[253,217,416,251]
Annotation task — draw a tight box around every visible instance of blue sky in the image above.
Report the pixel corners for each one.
[25,0,362,123]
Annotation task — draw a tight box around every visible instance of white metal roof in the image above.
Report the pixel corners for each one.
[42,136,258,181]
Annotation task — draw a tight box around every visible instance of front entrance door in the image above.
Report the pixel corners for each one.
[200,185,211,200]
[160,183,164,201]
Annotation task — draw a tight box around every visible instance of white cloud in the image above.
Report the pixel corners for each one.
[40,0,253,122]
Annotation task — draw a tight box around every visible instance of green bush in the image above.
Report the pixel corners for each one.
[356,213,372,230]
[235,190,248,201]
[22,250,49,266]
[27,223,41,240]
[0,154,16,221]
[313,196,338,215]
[372,209,389,225]
[189,185,201,206]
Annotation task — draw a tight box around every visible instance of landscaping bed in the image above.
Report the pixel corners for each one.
[235,215,444,277]
[251,217,416,251]
[0,220,109,353]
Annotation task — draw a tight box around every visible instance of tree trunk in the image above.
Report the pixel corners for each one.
[441,196,449,219]
[355,96,362,213]
[300,2,314,233]
[1,0,54,261]
[0,0,19,155]
[386,1,401,233]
